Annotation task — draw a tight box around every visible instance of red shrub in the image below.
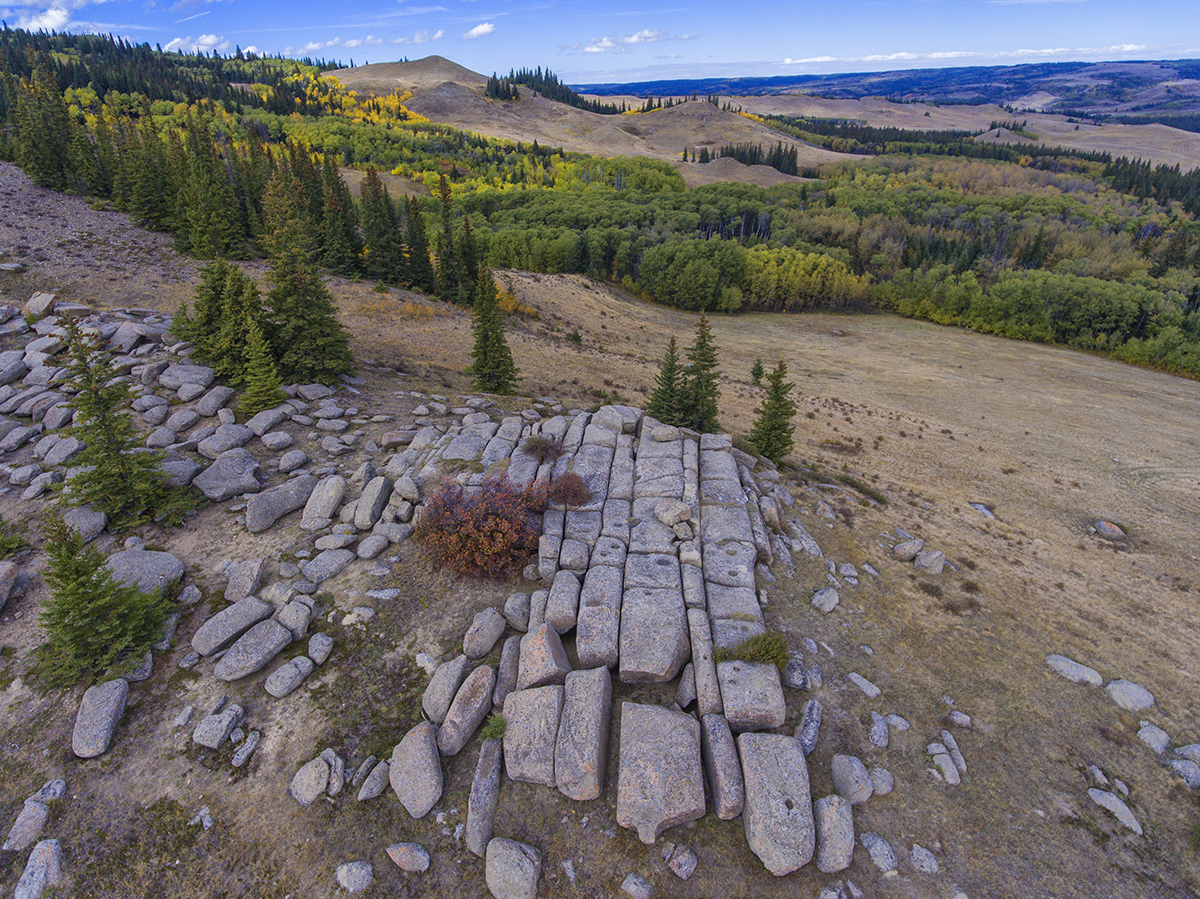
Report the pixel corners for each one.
[415,475,543,578]
[548,472,592,508]
[521,434,564,465]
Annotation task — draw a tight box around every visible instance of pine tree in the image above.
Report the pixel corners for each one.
[263,174,352,383]
[34,514,173,687]
[435,174,457,301]
[646,335,684,425]
[679,313,721,433]
[239,312,287,414]
[466,266,519,394]
[750,357,765,386]
[58,321,192,531]
[208,268,266,384]
[405,196,438,294]
[749,360,797,465]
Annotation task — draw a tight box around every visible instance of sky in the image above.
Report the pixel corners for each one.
[3,0,1199,85]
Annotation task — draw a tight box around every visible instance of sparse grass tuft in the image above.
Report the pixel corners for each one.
[713,632,789,671]
[481,713,506,741]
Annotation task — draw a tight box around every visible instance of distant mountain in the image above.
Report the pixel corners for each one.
[574,60,1200,118]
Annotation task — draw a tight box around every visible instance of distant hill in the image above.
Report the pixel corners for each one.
[332,55,488,95]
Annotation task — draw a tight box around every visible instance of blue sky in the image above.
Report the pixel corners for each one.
[3,0,1198,84]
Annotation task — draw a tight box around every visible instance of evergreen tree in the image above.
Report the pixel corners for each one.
[749,359,796,464]
[466,266,519,394]
[209,267,266,384]
[646,335,684,425]
[750,357,765,386]
[239,312,287,414]
[435,174,457,301]
[173,258,235,356]
[262,174,352,383]
[679,313,721,433]
[405,196,438,294]
[57,321,192,531]
[455,217,480,306]
[34,515,173,687]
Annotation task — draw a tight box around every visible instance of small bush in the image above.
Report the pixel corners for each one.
[521,434,564,465]
[547,472,592,507]
[712,632,789,671]
[414,476,544,578]
[567,328,583,344]
[0,517,26,558]
[481,713,506,741]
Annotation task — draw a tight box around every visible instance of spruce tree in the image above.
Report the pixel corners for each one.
[57,321,192,531]
[405,196,438,294]
[750,357,765,386]
[466,267,519,394]
[239,312,287,414]
[749,360,797,465]
[435,174,457,301]
[209,268,266,385]
[35,515,173,687]
[263,174,353,384]
[646,335,684,426]
[679,313,722,433]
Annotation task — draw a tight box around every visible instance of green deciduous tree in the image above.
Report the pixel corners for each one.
[466,266,519,394]
[646,335,684,425]
[749,359,797,464]
[35,515,173,687]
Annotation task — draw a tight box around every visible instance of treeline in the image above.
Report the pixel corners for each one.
[710,142,800,176]
[504,67,623,115]
[1104,157,1200,216]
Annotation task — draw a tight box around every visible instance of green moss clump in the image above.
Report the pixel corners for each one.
[712,632,789,671]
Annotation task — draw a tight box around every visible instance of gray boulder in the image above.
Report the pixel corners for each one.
[555,667,612,801]
[72,679,128,758]
[616,702,705,843]
[300,548,355,584]
[195,385,236,417]
[739,733,815,876]
[390,721,443,818]
[245,407,288,436]
[504,686,564,787]
[213,619,293,681]
[700,713,744,820]
[192,596,273,656]
[831,754,873,805]
[1105,679,1155,711]
[1046,653,1102,686]
[516,624,572,690]
[493,636,520,711]
[265,657,315,698]
[893,538,924,560]
[13,839,62,899]
[618,586,689,684]
[356,760,390,802]
[193,448,261,501]
[61,506,106,544]
[301,475,346,530]
[814,794,854,873]
[197,424,254,459]
[464,607,507,659]
[354,476,393,530]
[543,569,582,634]
[224,558,266,602]
[106,548,184,596]
[717,661,786,732]
[335,861,373,893]
[192,704,245,749]
[2,800,48,852]
[387,843,431,873]
[422,654,471,725]
[245,475,317,533]
[485,838,541,899]
[914,549,945,574]
[291,756,330,805]
[466,738,503,857]
[159,364,215,390]
[438,664,496,756]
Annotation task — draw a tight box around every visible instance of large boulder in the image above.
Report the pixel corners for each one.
[72,679,129,758]
[192,596,273,656]
[390,721,442,818]
[739,733,815,876]
[213,619,293,681]
[503,686,564,787]
[716,661,786,732]
[438,665,496,757]
[515,624,571,690]
[618,587,689,684]
[422,654,471,725]
[466,738,503,858]
[193,448,261,501]
[197,424,254,460]
[159,364,215,390]
[245,475,317,533]
[814,794,855,873]
[106,548,184,596]
[616,703,705,843]
[301,475,346,530]
[485,838,541,899]
[463,607,507,659]
[554,667,612,801]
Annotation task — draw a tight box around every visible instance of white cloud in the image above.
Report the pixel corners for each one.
[584,29,693,54]
[165,33,231,53]
[20,7,71,30]
[175,10,209,23]
[392,29,444,45]
[244,45,260,55]
[656,53,681,59]
[783,44,1152,67]
[462,22,494,39]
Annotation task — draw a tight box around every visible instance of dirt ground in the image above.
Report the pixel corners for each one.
[0,163,1198,898]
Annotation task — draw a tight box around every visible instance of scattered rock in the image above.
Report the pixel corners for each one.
[464,607,507,659]
[1046,654,1102,686]
[485,838,541,899]
[72,679,128,758]
[504,686,565,787]
[860,831,898,874]
[1105,679,1155,711]
[13,838,62,899]
[466,738,503,857]
[391,721,443,818]
[911,843,939,874]
[265,656,315,698]
[620,873,652,899]
[811,586,839,613]
[335,861,373,893]
[106,548,184,596]
[290,756,330,806]
[356,760,390,802]
[213,619,293,681]
[387,843,430,873]
[438,664,497,756]
[1095,520,1126,540]
[813,794,855,873]
[192,704,244,749]
[423,654,471,725]
[831,754,873,805]
[1088,788,1143,835]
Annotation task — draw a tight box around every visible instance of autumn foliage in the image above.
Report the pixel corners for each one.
[415,476,545,578]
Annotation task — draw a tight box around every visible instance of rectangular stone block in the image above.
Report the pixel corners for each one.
[576,566,622,670]
[619,587,689,684]
[705,583,762,622]
[703,541,758,588]
[687,609,722,716]
[544,570,582,635]
[616,703,705,844]
[503,686,565,787]
[624,553,681,591]
[682,564,707,610]
[555,668,613,801]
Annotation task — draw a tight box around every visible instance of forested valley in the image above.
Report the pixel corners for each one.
[3,28,1200,376]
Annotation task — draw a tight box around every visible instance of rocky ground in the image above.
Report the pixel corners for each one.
[0,162,1197,899]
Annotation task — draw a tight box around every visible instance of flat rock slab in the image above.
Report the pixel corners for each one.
[213,619,293,681]
[423,654,471,725]
[245,475,317,533]
[618,587,689,684]
[555,667,612,801]
[265,656,315,698]
[438,665,496,757]
[159,364,215,390]
[192,596,273,656]
[466,738,503,857]
[193,448,261,501]
[391,722,443,818]
[192,704,244,749]
[504,686,564,787]
[301,475,346,530]
[464,607,507,659]
[1105,679,1155,711]
[2,800,48,852]
[575,565,622,670]
[516,624,572,691]
[616,703,705,844]
[717,661,786,733]
[701,714,744,820]
[814,794,855,873]
[301,549,355,584]
[1046,654,1103,686]
[485,838,541,899]
[739,733,815,876]
[72,679,129,758]
[106,548,184,596]
[197,424,254,459]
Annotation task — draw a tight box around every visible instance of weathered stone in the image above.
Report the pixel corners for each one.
[701,714,744,820]
[224,558,266,602]
[2,801,49,852]
[1106,679,1155,711]
[71,679,128,758]
[231,731,261,767]
[192,596,273,656]
[861,831,898,874]
[739,733,815,876]
[870,711,890,748]
[911,843,939,874]
[335,861,373,893]
[1169,758,1200,789]
[301,475,346,530]
[1046,653,1103,686]
[195,385,236,417]
[544,569,582,634]
[485,838,541,899]
[193,448,261,501]
[423,654,471,724]
[279,449,308,472]
[621,873,652,899]
[558,538,590,572]
[667,844,698,880]
[464,607,507,659]
[705,583,761,621]
[516,624,572,690]
[245,406,288,436]
[162,458,202,488]
[893,538,924,561]
[1088,788,1143,833]
[265,656,315,698]
[1095,520,1127,540]
[159,363,214,390]
[717,661,786,733]
[466,738,503,857]
[387,842,431,873]
[12,839,62,899]
[192,704,244,749]
[814,794,855,873]
[848,672,881,698]
[300,548,355,584]
[575,565,622,670]
[106,548,184,596]
[197,423,254,459]
[213,619,293,681]
[164,408,200,432]
[438,664,496,756]
[391,722,443,818]
[61,506,106,544]
[245,475,316,533]
[43,435,82,466]
[688,609,722,716]
[555,667,612,801]
[354,476,393,530]
[616,703,705,844]
[831,754,873,805]
[493,636,520,710]
[811,586,839,613]
[619,587,688,684]
[356,759,390,801]
[914,549,945,574]
[703,541,756,588]
[870,766,894,796]
[502,593,531,632]
[504,686,564,787]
